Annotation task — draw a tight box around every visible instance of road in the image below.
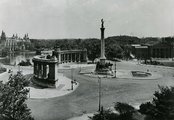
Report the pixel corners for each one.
[27,61,174,120]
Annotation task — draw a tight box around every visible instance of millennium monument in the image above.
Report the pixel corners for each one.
[32,48,88,88]
[32,55,58,88]
[95,19,113,75]
[100,19,106,65]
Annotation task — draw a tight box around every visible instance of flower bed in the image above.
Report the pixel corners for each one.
[131,71,151,77]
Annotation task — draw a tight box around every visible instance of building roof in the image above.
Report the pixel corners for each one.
[131,44,141,47]
[135,46,148,49]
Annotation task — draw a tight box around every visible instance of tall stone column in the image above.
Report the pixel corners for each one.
[100,19,106,65]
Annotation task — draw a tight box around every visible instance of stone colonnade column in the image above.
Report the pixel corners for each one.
[67,54,69,62]
[82,50,87,62]
[63,54,65,63]
[79,53,81,62]
[71,53,72,62]
[58,53,61,63]
[48,63,57,80]
[43,64,47,78]
[38,63,42,78]
[75,53,76,62]
[34,62,37,76]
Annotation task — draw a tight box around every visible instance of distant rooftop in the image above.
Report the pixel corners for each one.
[131,44,141,47]
[135,46,148,49]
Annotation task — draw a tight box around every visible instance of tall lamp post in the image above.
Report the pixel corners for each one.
[113,58,117,78]
[71,68,74,90]
[115,60,116,78]
[98,76,101,112]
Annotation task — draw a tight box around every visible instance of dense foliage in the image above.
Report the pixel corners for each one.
[90,102,136,120]
[18,59,32,66]
[91,86,174,120]
[139,86,174,120]
[30,36,174,61]
[0,72,33,120]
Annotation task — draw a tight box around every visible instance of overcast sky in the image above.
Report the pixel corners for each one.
[0,0,174,39]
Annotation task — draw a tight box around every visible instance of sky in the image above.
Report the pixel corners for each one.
[0,0,174,39]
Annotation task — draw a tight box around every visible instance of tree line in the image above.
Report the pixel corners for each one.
[30,35,174,61]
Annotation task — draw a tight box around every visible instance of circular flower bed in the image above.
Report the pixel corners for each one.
[131,71,151,77]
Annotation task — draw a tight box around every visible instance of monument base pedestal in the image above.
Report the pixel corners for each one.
[95,59,113,75]
[32,76,57,88]
[95,69,113,75]
[100,58,106,65]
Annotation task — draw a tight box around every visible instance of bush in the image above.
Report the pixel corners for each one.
[139,86,174,120]
[18,59,32,66]
[115,102,136,120]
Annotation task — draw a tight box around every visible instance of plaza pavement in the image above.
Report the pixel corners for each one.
[67,60,174,120]
[1,61,174,120]
[25,60,174,120]
[0,65,80,99]
[0,63,96,99]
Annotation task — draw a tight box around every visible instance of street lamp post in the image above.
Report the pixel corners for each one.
[29,88,30,98]
[71,68,74,90]
[98,76,101,112]
[115,61,116,78]
[71,80,74,90]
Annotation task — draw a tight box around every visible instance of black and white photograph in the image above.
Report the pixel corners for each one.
[0,0,174,120]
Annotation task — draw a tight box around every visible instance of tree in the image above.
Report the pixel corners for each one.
[115,102,136,120]
[139,86,174,120]
[90,103,136,120]
[90,107,119,120]
[0,72,34,120]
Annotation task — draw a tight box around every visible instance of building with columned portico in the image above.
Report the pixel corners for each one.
[52,47,87,63]
[32,48,88,88]
[32,55,58,88]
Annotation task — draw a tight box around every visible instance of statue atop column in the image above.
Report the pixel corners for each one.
[95,19,113,75]
[101,19,104,28]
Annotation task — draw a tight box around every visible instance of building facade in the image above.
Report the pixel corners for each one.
[3,34,31,52]
[131,41,174,59]
[32,48,88,87]
[32,55,58,88]
[52,47,88,63]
